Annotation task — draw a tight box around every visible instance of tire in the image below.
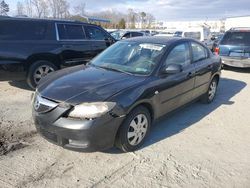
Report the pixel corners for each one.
[201,77,218,104]
[26,60,58,89]
[115,106,151,152]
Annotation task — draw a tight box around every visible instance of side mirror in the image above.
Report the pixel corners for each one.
[121,36,127,40]
[161,64,182,74]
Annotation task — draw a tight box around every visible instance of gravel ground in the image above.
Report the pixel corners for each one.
[0,68,250,188]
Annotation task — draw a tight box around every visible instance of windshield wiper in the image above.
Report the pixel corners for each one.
[98,66,133,75]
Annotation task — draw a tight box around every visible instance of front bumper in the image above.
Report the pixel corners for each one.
[221,56,250,68]
[33,105,125,152]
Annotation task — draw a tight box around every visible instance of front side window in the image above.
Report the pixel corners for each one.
[57,24,85,40]
[191,42,208,62]
[84,26,107,40]
[164,43,191,66]
[91,41,166,75]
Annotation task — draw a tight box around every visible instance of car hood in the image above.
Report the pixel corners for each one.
[38,65,146,105]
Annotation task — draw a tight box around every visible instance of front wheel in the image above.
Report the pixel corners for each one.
[27,60,58,89]
[201,78,218,104]
[115,106,151,152]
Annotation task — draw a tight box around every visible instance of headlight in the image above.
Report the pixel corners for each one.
[68,102,116,119]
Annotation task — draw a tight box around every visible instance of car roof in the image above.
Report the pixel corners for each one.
[0,16,97,27]
[124,36,195,45]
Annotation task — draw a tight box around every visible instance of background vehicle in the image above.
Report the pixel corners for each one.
[215,28,250,68]
[0,17,115,88]
[32,37,221,152]
[120,31,150,40]
[155,31,174,37]
[181,27,213,49]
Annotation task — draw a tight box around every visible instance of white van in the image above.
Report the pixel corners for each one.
[178,27,213,49]
[182,27,211,42]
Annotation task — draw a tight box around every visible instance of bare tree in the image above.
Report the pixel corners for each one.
[0,0,9,16]
[145,13,155,28]
[31,0,49,18]
[16,1,25,16]
[74,2,85,16]
[24,0,33,17]
[49,0,70,19]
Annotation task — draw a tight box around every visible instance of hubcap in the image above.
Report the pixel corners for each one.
[127,114,148,146]
[34,65,55,84]
[208,81,217,101]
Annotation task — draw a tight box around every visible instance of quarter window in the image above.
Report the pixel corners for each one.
[191,42,208,62]
[57,24,85,40]
[84,26,107,40]
[0,20,49,40]
[164,43,191,66]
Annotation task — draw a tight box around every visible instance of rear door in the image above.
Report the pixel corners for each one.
[157,42,196,117]
[219,31,250,58]
[84,25,114,56]
[191,42,213,98]
[56,23,94,66]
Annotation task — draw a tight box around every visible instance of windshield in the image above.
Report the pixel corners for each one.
[220,32,250,46]
[184,32,201,40]
[91,41,166,75]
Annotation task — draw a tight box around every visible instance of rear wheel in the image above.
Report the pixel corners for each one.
[27,60,57,89]
[115,106,151,152]
[201,78,218,104]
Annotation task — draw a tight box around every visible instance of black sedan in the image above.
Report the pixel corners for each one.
[32,37,222,152]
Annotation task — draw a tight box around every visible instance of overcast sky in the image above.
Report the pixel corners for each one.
[6,0,250,21]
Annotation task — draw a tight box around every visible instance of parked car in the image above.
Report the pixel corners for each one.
[32,37,221,152]
[110,30,127,40]
[215,28,250,68]
[0,17,116,88]
[178,27,213,50]
[120,31,149,40]
[155,31,174,37]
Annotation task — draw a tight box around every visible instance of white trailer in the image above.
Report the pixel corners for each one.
[225,16,250,31]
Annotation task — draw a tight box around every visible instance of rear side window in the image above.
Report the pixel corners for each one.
[184,32,201,40]
[57,24,85,40]
[132,32,143,37]
[220,31,250,46]
[0,20,49,40]
[164,43,191,66]
[84,26,107,40]
[191,42,208,62]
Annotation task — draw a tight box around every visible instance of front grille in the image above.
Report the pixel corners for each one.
[33,94,58,113]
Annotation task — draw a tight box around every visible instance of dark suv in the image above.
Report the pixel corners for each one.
[216,28,250,68]
[0,17,115,88]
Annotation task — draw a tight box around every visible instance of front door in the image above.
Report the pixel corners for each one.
[156,42,196,117]
[56,23,94,66]
[84,25,115,57]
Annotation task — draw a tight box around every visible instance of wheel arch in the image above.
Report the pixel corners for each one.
[25,53,61,70]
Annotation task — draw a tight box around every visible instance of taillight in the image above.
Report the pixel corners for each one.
[214,47,220,55]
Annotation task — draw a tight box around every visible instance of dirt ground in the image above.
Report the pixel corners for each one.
[0,68,250,188]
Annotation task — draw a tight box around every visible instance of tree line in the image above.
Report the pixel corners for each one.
[0,0,155,29]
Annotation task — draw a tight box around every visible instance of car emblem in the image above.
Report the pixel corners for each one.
[34,96,40,111]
